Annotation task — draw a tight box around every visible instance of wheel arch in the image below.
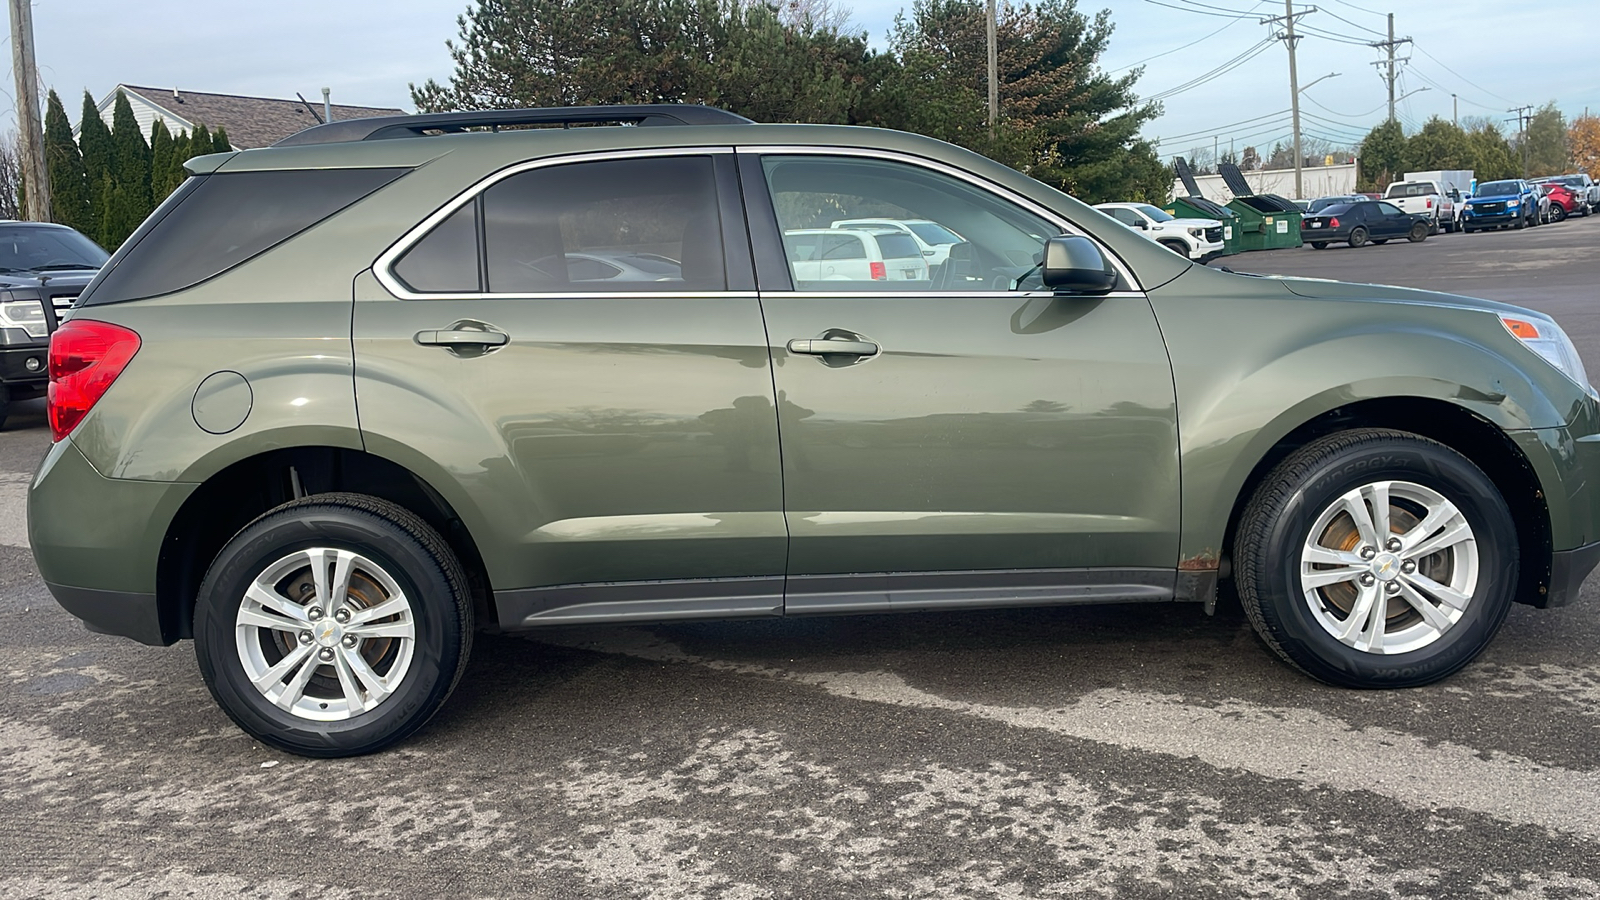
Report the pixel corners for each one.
[1214,397,1550,609]
[157,446,496,641]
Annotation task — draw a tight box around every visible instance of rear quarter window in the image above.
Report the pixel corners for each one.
[80,167,407,306]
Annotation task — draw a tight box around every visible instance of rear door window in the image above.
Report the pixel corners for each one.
[483,156,724,293]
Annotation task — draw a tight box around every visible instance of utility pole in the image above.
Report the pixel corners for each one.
[1262,1,1312,199]
[1507,105,1534,177]
[1452,93,1458,127]
[1368,13,1412,123]
[8,0,50,222]
[986,0,998,133]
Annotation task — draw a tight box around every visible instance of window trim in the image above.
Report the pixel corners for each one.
[373,147,747,301]
[736,145,1144,295]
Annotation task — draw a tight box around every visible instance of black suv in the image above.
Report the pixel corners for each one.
[0,222,109,428]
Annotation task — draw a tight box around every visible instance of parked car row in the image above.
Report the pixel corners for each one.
[0,222,110,430]
[1301,199,1431,249]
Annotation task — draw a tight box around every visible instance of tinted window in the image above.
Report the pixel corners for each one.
[1316,203,1354,215]
[1134,204,1174,222]
[1104,207,1140,226]
[483,156,723,293]
[1376,202,1405,216]
[394,202,479,292]
[906,222,962,244]
[763,155,1056,291]
[818,234,866,260]
[874,233,922,260]
[82,168,406,306]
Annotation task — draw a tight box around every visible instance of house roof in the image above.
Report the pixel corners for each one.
[118,85,407,149]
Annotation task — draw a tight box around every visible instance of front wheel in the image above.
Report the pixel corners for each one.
[194,493,474,757]
[1235,429,1517,688]
[1408,222,1429,242]
[1348,226,1369,248]
[1157,239,1190,257]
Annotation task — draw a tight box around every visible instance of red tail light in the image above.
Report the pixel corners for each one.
[869,261,887,280]
[1329,217,1339,228]
[1426,197,1433,208]
[48,319,141,442]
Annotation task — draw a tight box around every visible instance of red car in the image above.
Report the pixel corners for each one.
[1539,182,1581,223]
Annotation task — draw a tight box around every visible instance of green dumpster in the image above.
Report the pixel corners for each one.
[1218,162,1303,250]
[1164,195,1244,258]
[1168,157,1242,259]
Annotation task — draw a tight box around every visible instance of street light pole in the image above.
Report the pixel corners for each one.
[986,0,998,133]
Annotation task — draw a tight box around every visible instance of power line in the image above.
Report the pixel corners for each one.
[1302,93,1389,119]
[1141,0,1260,20]
[1105,1,1266,74]
[1412,43,1516,106]
[1144,37,1277,102]
[1153,108,1293,144]
[1329,0,1385,17]
[1316,7,1385,36]
[1297,23,1374,46]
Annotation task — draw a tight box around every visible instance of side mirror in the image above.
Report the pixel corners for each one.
[1041,235,1117,293]
[1132,219,1149,230]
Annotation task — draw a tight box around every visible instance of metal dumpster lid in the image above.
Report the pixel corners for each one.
[1173,157,1204,199]
[1218,162,1255,198]
[1176,195,1235,220]
[1254,193,1301,212]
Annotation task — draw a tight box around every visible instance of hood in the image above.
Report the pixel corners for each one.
[1164,218,1222,229]
[1261,273,1534,318]
[1466,191,1521,203]
[0,270,98,291]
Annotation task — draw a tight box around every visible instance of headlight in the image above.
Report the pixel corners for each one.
[0,298,46,339]
[1503,315,1593,394]
[1508,200,1520,208]
[1188,227,1205,238]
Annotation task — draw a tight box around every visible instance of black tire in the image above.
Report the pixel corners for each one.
[1235,429,1517,688]
[1407,221,1429,242]
[1550,205,1567,223]
[1157,239,1190,257]
[0,384,9,431]
[194,493,474,757]
[1310,242,1328,250]
[1514,215,1526,230]
[1348,226,1369,248]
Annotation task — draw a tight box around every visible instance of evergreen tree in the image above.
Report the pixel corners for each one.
[168,131,191,189]
[78,90,115,239]
[108,90,152,247]
[1523,102,1567,176]
[1404,117,1472,172]
[1357,119,1406,190]
[211,126,232,153]
[43,89,92,234]
[93,173,114,249]
[1465,122,1519,181]
[149,120,174,202]
[190,124,212,161]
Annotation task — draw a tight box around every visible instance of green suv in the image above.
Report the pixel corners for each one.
[28,105,1600,756]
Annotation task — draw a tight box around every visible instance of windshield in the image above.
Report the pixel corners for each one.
[1476,181,1520,197]
[905,222,963,245]
[1134,204,1175,223]
[0,226,108,272]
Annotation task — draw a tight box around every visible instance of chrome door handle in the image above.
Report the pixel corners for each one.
[787,338,879,356]
[414,328,509,347]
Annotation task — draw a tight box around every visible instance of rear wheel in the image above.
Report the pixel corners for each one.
[1348,226,1369,248]
[1235,429,1517,688]
[1550,205,1567,223]
[1407,221,1429,242]
[194,493,473,757]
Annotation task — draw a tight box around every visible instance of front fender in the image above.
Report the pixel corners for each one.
[1149,266,1584,564]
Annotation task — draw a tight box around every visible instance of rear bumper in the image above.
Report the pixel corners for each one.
[29,438,196,642]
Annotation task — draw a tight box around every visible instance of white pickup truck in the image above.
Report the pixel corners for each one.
[1383,180,1456,234]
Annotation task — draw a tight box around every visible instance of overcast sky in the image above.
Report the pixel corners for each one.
[6,0,1597,162]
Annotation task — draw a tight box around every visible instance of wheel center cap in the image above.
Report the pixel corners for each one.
[1371,552,1403,582]
[313,620,343,647]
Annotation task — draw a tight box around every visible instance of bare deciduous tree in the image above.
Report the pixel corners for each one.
[0,134,22,220]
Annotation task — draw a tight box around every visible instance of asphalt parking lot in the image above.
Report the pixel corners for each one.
[4,215,1600,899]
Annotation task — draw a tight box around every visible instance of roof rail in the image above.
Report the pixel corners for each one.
[273,104,754,147]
